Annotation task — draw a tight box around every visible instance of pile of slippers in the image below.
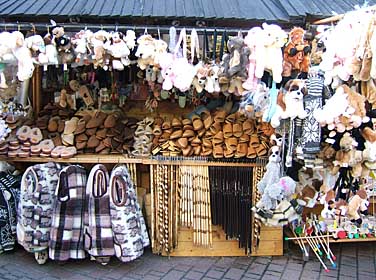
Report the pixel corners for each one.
[132,117,154,157]
[152,110,274,158]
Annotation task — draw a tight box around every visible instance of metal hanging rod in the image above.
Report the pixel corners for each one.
[0,22,251,34]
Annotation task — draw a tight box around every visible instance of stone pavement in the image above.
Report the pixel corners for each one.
[0,242,375,280]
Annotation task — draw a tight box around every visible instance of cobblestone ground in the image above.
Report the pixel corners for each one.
[0,242,375,280]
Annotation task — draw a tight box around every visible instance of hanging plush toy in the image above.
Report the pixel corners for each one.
[104,31,130,70]
[72,30,92,65]
[257,145,282,195]
[270,79,307,128]
[90,30,110,69]
[43,31,59,65]
[11,31,35,82]
[51,22,74,64]
[282,27,311,78]
[25,34,48,65]
[255,23,287,83]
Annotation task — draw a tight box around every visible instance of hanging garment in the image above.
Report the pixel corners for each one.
[84,164,114,264]
[109,165,149,262]
[0,172,21,253]
[17,162,61,253]
[49,165,87,261]
[302,75,324,167]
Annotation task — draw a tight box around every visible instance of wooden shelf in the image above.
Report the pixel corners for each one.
[2,155,266,167]
[2,155,143,164]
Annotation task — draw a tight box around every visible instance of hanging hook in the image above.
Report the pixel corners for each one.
[17,21,20,31]
[30,23,36,34]
[157,26,161,40]
[115,23,118,32]
[46,24,50,34]
[100,24,103,30]
[144,27,148,35]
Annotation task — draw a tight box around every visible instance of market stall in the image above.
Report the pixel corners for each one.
[1,1,376,269]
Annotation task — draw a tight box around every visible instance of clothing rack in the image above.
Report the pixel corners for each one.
[0,22,249,35]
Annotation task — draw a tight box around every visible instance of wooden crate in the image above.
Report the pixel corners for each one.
[165,225,283,257]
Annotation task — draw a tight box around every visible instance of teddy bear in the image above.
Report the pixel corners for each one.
[257,145,282,195]
[0,32,17,63]
[135,34,156,70]
[256,176,296,210]
[282,27,311,78]
[90,30,110,68]
[152,38,168,68]
[255,23,287,83]
[51,24,73,54]
[361,127,376,172]
[173,56,196,92]
[347,189,369,226]
[242,27,263,91]
[25,34,48,65]
[270,79,307,128]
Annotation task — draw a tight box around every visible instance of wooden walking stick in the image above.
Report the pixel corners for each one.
[150,165,155,251]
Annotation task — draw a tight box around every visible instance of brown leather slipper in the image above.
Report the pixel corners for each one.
[104,114,118,128]
[162,121,171,130]
[213,131,224,145]
[182,129,195,138]
[87,135,100,148]
[95,141,107,153]
[172,117,182,128]
[85,127,97,136]
[214,110,226,123]
[223,123,233,138]
[213,145,224,158]
[76,133,88,143]
[96,128,107,140]
[74,118,86,135]
[48,132,63,146]
[170,130,183,140]
[192,115,203,131]
[76,141,87,150]
[177,137,188,149]
[235,143,248,158]
[47,116,60,132]
[233,123,243,138]
[247,145,257,159]
[58,120,65,133]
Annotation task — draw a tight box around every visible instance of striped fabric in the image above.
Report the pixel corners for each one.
[49,165,87,261]
[84,164,114,264]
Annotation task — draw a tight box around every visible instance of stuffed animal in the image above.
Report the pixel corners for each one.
[152,38,168,68]
[124,30,136,50]
[11,32,35,82]
[159,52,175,91]
[255,23,287,83]
[173,56,196,92]
[43,32,59,65]
[239,82,269,118]
[135,34,156,70]
[242,27,263,91]
[219,36,249,94]
[51,24,72,53]
[90,30,110,68]
[270,79,307,128]
[257,145,282,195]
[192,62,209,93]
[205,65,221,93]
[257,176,296,211]
[0,119,11,142]
[0,32,17,63]
[347,189,369,226]
[282,27,311,77]
[72,30,93,65]
[104,31,130,70]
[25,35,48,65]
[361,127,376,172]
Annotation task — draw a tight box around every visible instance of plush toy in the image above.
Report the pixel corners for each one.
[332,132,360,175]
[347,189,369,226]
[257,145,282,195]
[361,127,376,171]
[25,35,48,65]
[255,23,287,83]
[124,30,136,50]
[43,32,59,65]
[0,63,7,88]
[242,27,263,91]
[0,119,11,142]
[256,176,296,210]
[173,56,196,92]
[0,32,17,63]
[159,52,175,90]
[135,34,156,70]
[270,79,307,128]
[239,82,269,118]
[11,31,35,82]
[152,38,168,68]
[219,36,249,93]
[104,31,130,70]
[282,27,311,77]
[51,24,72,52]
[313,85,351,132]
[192,62,209,93]
[205,65,221,93]
[72,30,93,64]
[90,30,110,68]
